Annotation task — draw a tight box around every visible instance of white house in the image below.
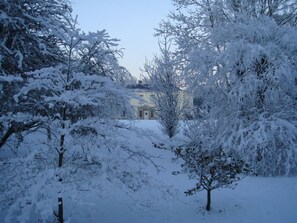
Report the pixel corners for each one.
[127,81,193,119]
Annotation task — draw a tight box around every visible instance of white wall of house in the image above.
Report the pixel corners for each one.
[130,89,157,119]
[129,88,194,120]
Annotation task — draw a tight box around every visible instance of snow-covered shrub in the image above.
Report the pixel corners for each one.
[174,145,250,211]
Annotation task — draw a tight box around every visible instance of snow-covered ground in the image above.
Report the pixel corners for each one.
[1,120,297,223]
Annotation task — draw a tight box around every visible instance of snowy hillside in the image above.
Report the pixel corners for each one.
[1,120,296,223]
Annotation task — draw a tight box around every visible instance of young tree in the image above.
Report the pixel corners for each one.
[159,0,297,175]
[174,145,249,211]
[14,22,132,221]
[144,34,184,138]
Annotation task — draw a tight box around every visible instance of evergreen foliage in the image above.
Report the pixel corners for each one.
[174,145,250,211]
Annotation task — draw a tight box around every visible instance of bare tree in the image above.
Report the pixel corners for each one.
[144,34,184,138]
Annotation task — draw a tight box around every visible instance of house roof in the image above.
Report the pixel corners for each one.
[126,83,152,90]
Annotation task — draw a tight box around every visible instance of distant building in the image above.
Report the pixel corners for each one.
[127,81,156,119]
[127,81,193,120]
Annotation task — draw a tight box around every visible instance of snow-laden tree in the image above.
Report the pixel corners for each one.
[10,20,134,221]
[144,34,185,138]
[0,12,148,223]
[0,1,164,222]
[159,0,297,175]
[174,145,249,211]
[13,66,127,222]
[0,0,73,149]
[0,0,71,74]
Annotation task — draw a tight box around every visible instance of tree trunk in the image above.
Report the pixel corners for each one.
[206,189,211,211]
[58,134,65,167]
[56,120,65,221]
[56,133,65,221]
[57,99,67,222]
[58,192,63,223]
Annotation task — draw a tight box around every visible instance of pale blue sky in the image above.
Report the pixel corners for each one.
[71,0,174,78]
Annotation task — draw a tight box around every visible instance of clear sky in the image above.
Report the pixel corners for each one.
[70,0,174,78]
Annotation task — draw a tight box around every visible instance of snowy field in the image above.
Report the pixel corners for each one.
[1,120,297,223]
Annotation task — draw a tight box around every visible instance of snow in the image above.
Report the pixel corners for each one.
[64,176,297,223]
[1,120,297,223]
